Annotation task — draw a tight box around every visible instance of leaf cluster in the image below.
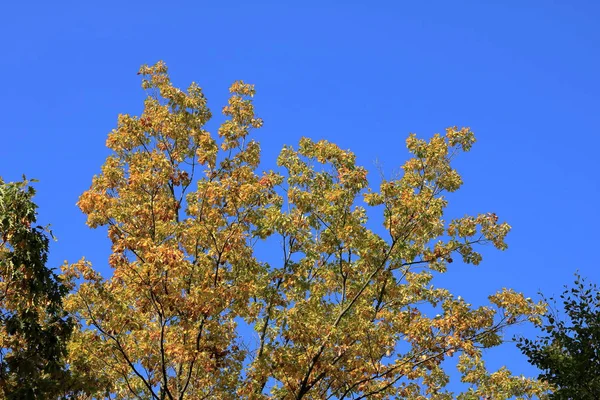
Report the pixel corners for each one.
[0,178,83,398]
[517,275,600,399]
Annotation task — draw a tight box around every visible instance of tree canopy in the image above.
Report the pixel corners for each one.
[0,178,76,398]
[518,275,600,399]
[0,60,559,399]
[53,62,553,399]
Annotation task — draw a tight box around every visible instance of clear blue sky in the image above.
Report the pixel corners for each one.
[1,0,599,389]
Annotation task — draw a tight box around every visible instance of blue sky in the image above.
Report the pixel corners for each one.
[1,0,599,391]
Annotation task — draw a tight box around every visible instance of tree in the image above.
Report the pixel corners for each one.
[64,61,551,399]
[517,275,600,399]
[0,178,76,398]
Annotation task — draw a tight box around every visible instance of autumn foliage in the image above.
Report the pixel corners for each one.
[42,61,554,399]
